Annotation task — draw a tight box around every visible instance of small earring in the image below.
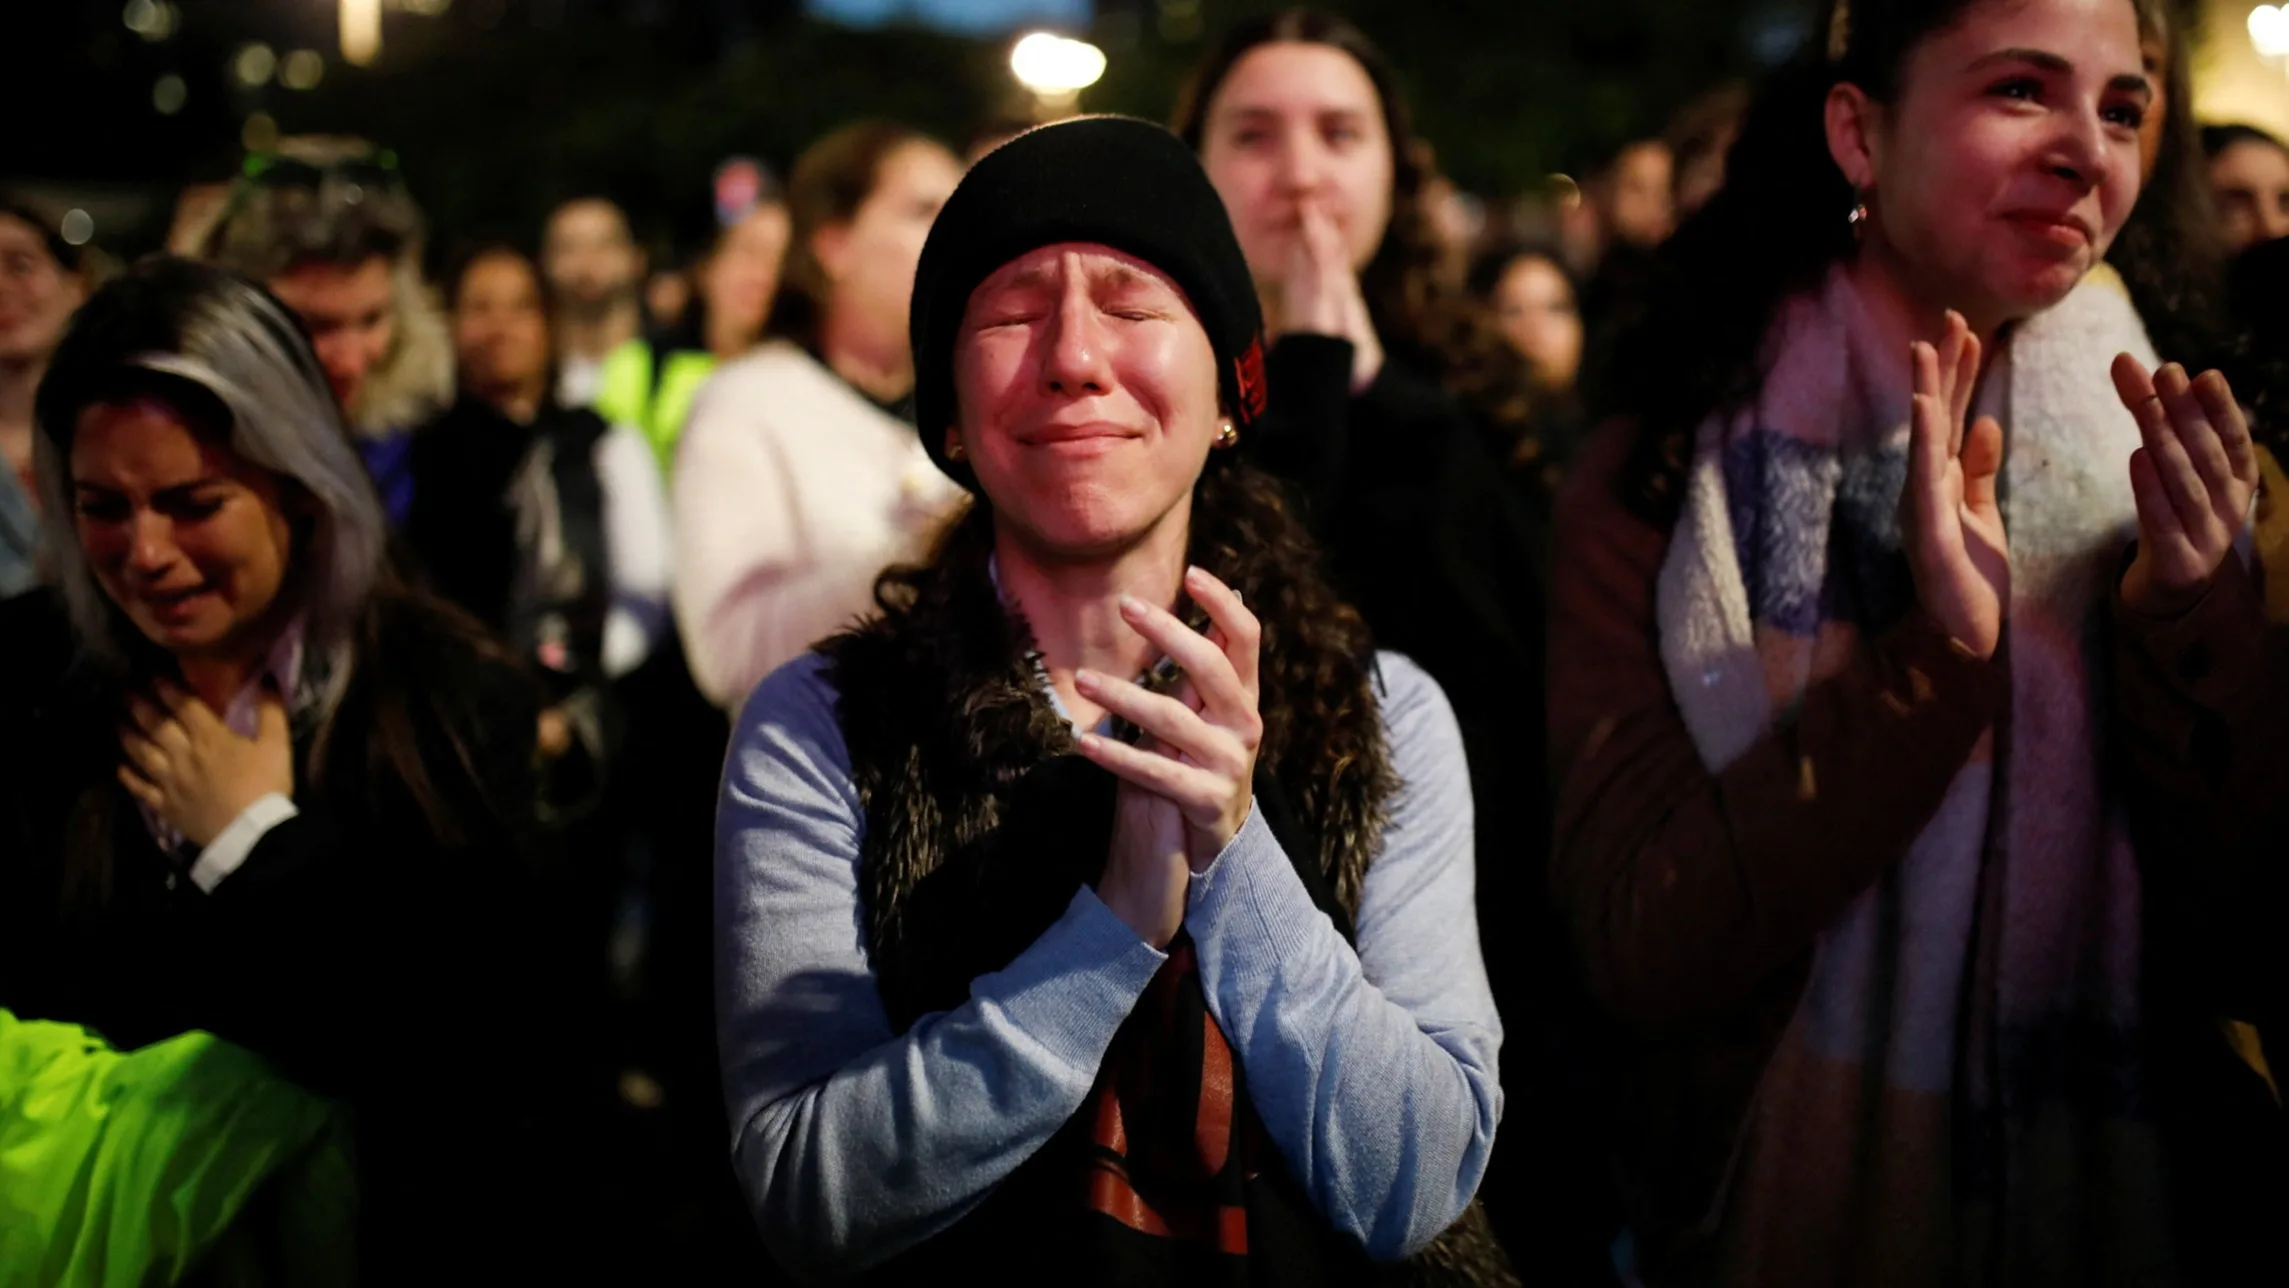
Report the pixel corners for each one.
[1214,419,1239,450]
[944,434,966,462]
[1848,193,1870,237]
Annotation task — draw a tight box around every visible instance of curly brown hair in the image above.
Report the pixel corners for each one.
[1172,9,1540,470]
[866,455,1395,910]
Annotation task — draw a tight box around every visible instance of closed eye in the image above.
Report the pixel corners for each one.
[74,495,130,524]
[159,494,225,522]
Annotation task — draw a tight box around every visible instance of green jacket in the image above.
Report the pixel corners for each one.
[0,1010,356,1287]
[593,338,718,475]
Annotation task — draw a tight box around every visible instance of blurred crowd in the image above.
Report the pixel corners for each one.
[5,0,2289,1284]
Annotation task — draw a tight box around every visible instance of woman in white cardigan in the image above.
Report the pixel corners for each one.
[672,122,967,709]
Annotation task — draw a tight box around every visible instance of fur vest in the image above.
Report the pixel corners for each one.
[818,539,1517,1287]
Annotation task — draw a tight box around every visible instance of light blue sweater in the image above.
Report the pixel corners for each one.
[714,649,1502,1281]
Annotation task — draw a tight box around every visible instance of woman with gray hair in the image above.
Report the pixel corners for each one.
[0,256,578,1276]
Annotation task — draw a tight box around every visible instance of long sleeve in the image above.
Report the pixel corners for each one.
[716,655,1168,1281]
[1547,422,2007,1034]
[2111,549,2289,1020]
[596,424,674,678]
[1184,653,1501,1261]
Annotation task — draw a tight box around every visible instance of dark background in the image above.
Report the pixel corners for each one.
[6,0,1806,262]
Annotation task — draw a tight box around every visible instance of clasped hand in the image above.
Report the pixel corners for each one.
[1074,566,1263,948]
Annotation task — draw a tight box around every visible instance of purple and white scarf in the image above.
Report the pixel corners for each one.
[1656,265,2174,1286]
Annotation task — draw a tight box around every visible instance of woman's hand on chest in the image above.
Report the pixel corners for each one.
[118,679,295,850]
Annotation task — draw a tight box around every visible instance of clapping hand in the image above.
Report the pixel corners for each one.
[1898,311,2009,659]
[2109,354,2259,617]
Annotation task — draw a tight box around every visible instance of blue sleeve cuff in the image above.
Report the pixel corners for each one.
[1185,802,1317,946]
[973,887,1170,1070]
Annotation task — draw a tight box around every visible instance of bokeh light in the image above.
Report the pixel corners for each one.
[235,43,279,88]
[1009,32,1106,95]
[153,73,188,115]
[281,49,327,91]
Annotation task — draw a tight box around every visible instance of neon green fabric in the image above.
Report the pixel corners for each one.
[591,339,655,437]
[595,338,717,474]
[0,1010,356,1287]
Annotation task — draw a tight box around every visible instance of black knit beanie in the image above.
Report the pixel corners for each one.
[909,115,1266,488]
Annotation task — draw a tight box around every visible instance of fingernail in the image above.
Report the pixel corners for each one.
[1075,668,1099,689]
[1118,594,1145,616]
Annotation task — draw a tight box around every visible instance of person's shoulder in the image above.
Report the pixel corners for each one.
[1369,651,1460,741]
[724,651,855,802]
[682,342,835,442]
[708,341,828,396]
[1552,416,1653,530]
[1359,350,1466,423]
[736,651,843,738]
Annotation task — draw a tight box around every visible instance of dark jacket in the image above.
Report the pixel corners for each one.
[0,587,587,1280]
[1247,336,1605,1280]
[403,396,613,692]
[2109,549,2289,1285]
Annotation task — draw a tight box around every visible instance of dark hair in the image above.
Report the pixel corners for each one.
[0,198,88,275]
[203,149,419,282]
[874,454,1391,905]
[2201,122,2289,161]
[1467,239,1581,310]
[2111,0,2248,436]
[1172,9,1538,462]
[446,241,557,322]
[2230,238,2289,438]
[1665,82,1753,206]
[767,119,947,353]
[1608,0,2159,523]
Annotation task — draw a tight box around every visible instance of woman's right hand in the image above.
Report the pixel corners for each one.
[1278,199,1384,392]
[1898,311,2009,660]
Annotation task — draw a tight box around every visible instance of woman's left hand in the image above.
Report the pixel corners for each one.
[1075,566,1263,872]
[119,679,295,850]
[2109,354,2261,617]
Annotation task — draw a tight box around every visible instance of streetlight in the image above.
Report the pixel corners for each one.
[1009,32,1106,118]
[2254,5,2289,58]
[341,0,381,66]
